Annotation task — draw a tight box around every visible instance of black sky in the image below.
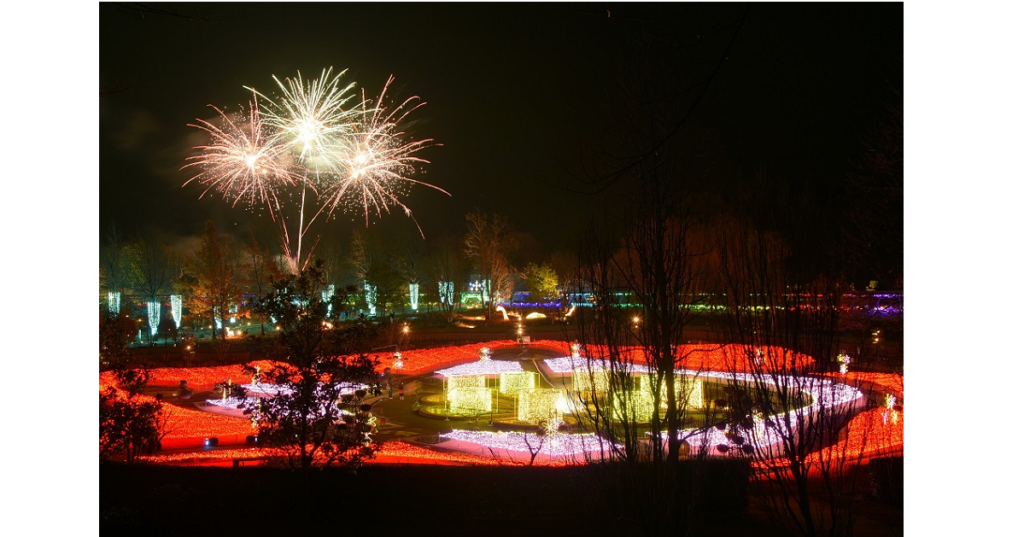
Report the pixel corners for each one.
[100,2,903,259]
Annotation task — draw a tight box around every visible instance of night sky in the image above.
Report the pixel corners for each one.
[100,2,903,261]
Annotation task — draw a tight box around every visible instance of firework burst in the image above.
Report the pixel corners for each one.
[182,95,296,218]
[249,67,361,174]
[184,68,447,270]
[315,75,449,233]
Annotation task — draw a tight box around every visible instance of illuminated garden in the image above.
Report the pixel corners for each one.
[94,4,911,536]
[101,339,904,468]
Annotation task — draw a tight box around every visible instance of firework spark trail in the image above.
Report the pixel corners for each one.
[311,75,450,237]
[182,95,296,219]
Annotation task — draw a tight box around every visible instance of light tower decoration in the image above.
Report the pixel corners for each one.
[146,301,161,337]
[882,392,900,425]
[438,281,454,306]
[837,353,852,375]
[479,346,491,361]
[364,281,377,316]
[322,284,335,316]
[570,341,581,359]
[170,295,183,329]
[393,351,404,370]
[107,292,121,315]
[409,283,419,311]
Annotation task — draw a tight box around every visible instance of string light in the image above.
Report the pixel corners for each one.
[322,284,335,316]
[446,375,486,391]
[439,429,618,459]
[409,283,419,310]
[438,281,454,306]
[436,359,521,377]
[499,371,536,395]
[146,301,161,336]
[364,281,377,316]
[448,387,492,414]
[170,295,182,328]
[107,292,121,315]
[837,353,852,375]
[518,388,564,424]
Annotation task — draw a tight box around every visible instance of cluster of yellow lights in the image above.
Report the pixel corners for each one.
[499,371,536,395]
[625,376,704,419]
[610,389,656,422]
[448,387,492,414]
[679,379,704,409]
[673,377,704,410]
[518,388,565,424]
[446,375,488,415]
[572,369,610,394]
[447,374,485,392]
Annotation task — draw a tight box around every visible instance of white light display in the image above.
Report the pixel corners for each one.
[205,395,248,409]
[479,346,491,360]
[469,279,490,304]
[364,281,377,316]
[678,375,864,455]
[107,292,121,315]
[678,377,704,409]
[241,381,368,398]
[543,357,866,457]
[409,283,419,310]
[146,301,161,336]
[439,429,619,459]
[837,353,851,374]
[610,388,656,422]
[436,360,522,377]
[322,284,335,316]
[545,356,648,375]
[448,387,492,414]
[438,281,454,306]
[170,295,182,328]
[499,371,536,395]
[518,388,565,424]
[394,351,404,370]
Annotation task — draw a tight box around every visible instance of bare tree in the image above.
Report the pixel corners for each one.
[427,234,466,324]
[100,224,134,313]
[125,232,178,305]
[713,214,876,537]
[463,211,518,319]
[244,235,282,336]
[559,7,749,533]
